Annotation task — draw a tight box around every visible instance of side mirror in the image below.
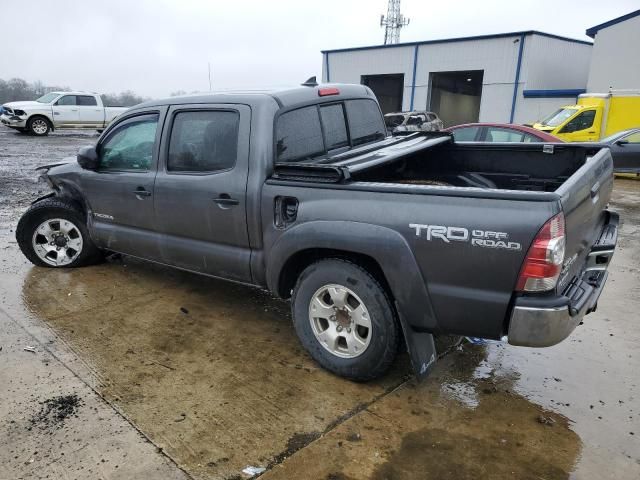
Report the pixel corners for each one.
[615,139,629,146]
[77,145,99,170]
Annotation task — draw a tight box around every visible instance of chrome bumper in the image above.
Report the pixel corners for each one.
[508,211,618,348]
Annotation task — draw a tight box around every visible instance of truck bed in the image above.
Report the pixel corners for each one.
[272,133,600,194]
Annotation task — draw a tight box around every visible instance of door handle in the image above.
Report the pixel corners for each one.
[133,188,152,197]
[213,194,239,206]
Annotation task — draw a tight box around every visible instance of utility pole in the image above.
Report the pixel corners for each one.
[380,0,410,44]
[208,62,212,91]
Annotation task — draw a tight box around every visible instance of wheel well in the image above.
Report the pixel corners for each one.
[28,115,53,129]
[278,248,394,301]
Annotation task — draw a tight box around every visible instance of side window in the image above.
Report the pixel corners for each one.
[77,95,98,106]
[523,133,541,143]
[486,128,525,142]
[319,104,349,151]
[623,132,640,143]
[167,110,239,172]
[560,110,596,133]
[56,95,76,106]
[451,126,479,141]
[344,99,386,146]
[99,114,158,171]
[276,106,325,162]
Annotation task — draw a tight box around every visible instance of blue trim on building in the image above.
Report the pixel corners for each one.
[409,45,419,111]
[325,52,331,82]
[509,34,525,124]
[586,9,640,38]
[523,89,586,98]
[321,30,591,54]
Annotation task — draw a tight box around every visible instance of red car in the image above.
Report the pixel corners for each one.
[446,123,562,143]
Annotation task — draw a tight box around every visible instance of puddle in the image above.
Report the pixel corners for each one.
[18,257,410,479]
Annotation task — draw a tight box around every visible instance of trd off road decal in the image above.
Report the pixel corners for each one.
[409,224,521,251]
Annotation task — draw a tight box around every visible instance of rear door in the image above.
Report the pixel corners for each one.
[79,109,164,259]
[52,95,79,125]
[153,104,251,282]
[76,95,103,126]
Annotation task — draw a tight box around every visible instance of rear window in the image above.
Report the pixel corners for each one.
[276,98,386,163]
[276,106,325,162]
[345,99,386,146]
[319,104,348,151]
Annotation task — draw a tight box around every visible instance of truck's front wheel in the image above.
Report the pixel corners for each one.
[28,116,51,136]
[292,259,400,381]
[16,198,102,268]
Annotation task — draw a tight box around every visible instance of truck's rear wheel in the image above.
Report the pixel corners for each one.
[28,116,51,136]
[292,259,400,381]
[16,198,102,268]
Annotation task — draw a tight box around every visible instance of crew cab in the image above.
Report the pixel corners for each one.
[1,91,129,136]
[16,83,618,381]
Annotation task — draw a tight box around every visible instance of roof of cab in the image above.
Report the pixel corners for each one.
[133,83,374,110]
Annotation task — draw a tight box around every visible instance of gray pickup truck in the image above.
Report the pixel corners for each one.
[16,83,619,381]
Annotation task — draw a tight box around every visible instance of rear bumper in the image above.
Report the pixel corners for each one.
[508,211,618,347]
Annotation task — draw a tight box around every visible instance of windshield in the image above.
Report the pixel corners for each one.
[540,108,578,127]
[36,93,60,104]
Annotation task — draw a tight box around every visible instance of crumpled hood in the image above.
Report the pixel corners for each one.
[3,100,47,109]
[35,157,76,172]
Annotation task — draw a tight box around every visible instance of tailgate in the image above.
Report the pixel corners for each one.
[555,147,614,292]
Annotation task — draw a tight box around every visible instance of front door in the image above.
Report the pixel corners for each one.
[611,130,640,172]
[558,109,598,142]
[79,110,164,259]
[52,95,79,125]
[153,104,251,282]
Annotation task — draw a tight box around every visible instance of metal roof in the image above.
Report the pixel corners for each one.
[586,9,640,38]
[321,30,592,54]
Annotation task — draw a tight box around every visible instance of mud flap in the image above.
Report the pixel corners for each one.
[396,308,437,381]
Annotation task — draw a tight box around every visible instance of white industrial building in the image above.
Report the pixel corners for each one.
[322,31,593,126]
[586,10,640,92]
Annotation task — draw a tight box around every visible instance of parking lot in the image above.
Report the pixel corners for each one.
[1,127,639,479]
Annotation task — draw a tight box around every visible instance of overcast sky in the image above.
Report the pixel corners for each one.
[2,0,637,97]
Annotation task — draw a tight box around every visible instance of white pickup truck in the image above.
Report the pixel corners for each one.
[1,91,129,136]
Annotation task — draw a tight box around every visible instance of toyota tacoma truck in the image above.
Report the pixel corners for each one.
[1,91,128,136]
[15,82,619,381]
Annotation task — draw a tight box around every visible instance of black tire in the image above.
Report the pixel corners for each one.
[27,116,51,136]
[292,259,400,381]
[16,197,103,268]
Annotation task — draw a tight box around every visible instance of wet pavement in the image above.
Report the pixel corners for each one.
[0,127,639,479]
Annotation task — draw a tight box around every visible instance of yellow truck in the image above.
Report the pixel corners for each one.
[532,92,640,142]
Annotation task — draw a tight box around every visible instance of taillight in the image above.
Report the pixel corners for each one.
[516,213,565,292]
[318,87,340,97]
